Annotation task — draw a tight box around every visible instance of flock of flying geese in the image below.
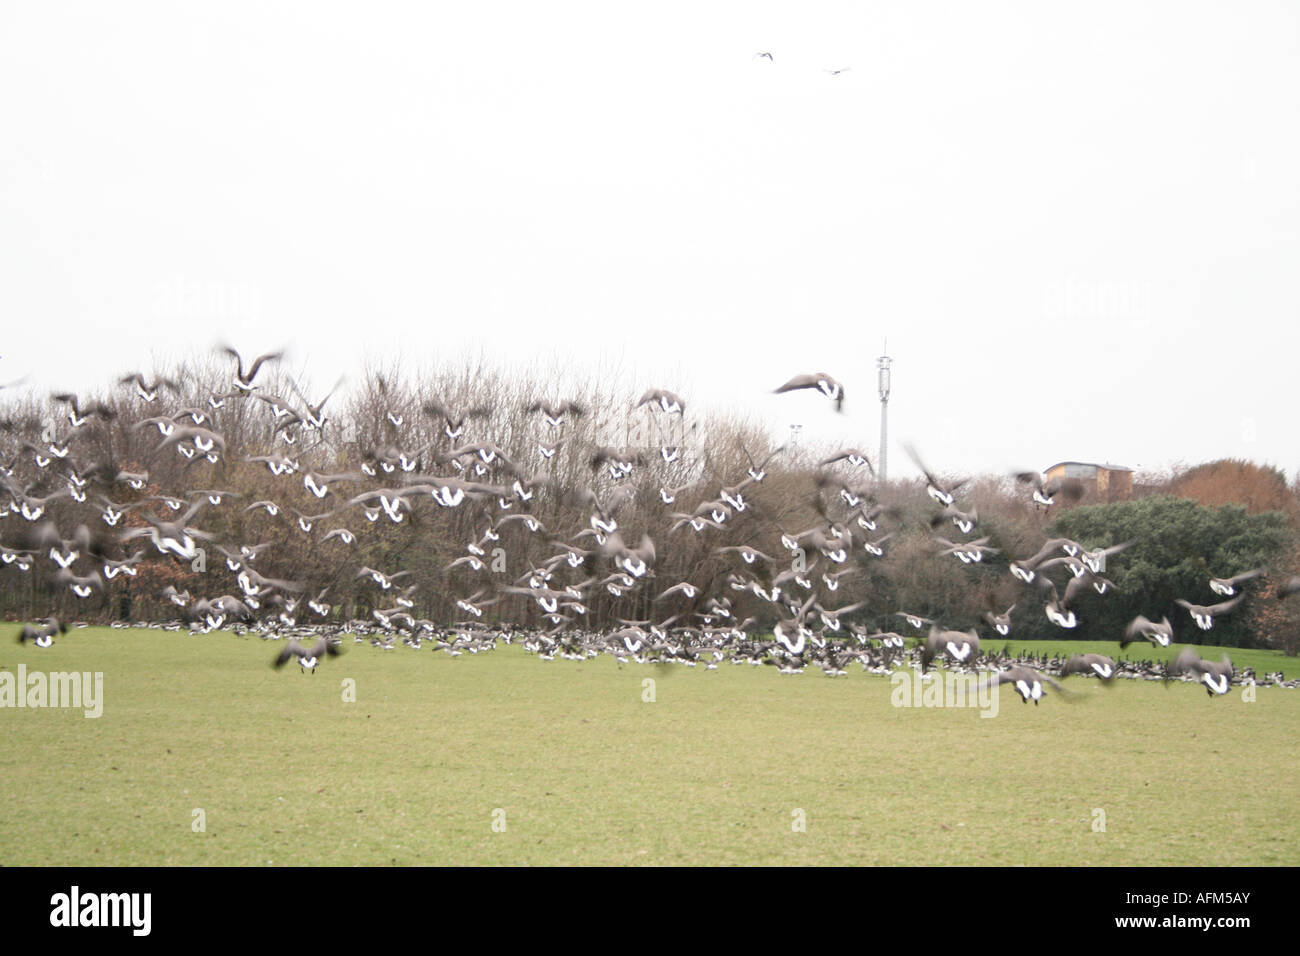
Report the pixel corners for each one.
[3,352,1296,705]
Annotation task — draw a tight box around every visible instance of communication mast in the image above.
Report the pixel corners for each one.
[877,343,892,481]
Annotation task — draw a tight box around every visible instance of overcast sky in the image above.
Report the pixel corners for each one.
[2,1,1297,481]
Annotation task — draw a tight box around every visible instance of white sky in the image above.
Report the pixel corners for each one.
[2,1,1297,481]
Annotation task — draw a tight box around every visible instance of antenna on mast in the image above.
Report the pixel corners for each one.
[877,340,892,482]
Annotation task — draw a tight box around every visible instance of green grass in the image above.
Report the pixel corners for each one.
[2,627,1297,866]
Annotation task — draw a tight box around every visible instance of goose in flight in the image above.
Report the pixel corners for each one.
[589,446,647,481]
[524,399,585,428]
[34,521,94,570]
[302,469,362,499]
[895,611,934,631]
[601,533,657,578]
[933,536,998,564]
[423,398,492,441]
[219,345,283,393]
[1012,471,1085,508]
[1167,648,1234,696]
[1121,614,1174,648]
[819,448,874,471]
[742,443,785,482]
[287,375,344,430]
[982,604,1016,636]
[155,426,227,462]
[1208,568,1263,597]
[17,617,65,647]
[982,665,1066,705]
[52,568,105,599]
[273,636,341,674]
[52,393,116,428]
[1060,654,1117,682]
[774,372,845,411]
[636,388,686,415]
[930,504,978,535]
[1008,537,1085,583]
[357,566,414,590]
[1038,578,1078,629]
[1080,540,1134,575]
[1175,595,1244,631]
[119,372,180,403]
[118,500,211,561]
[904,444,967,507]
[920,626,980,674]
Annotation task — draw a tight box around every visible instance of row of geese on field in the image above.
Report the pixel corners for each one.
[20,617,1299,699]
[3,351,1296,705]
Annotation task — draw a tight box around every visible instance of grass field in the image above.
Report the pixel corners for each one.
[2,628,1297,866]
